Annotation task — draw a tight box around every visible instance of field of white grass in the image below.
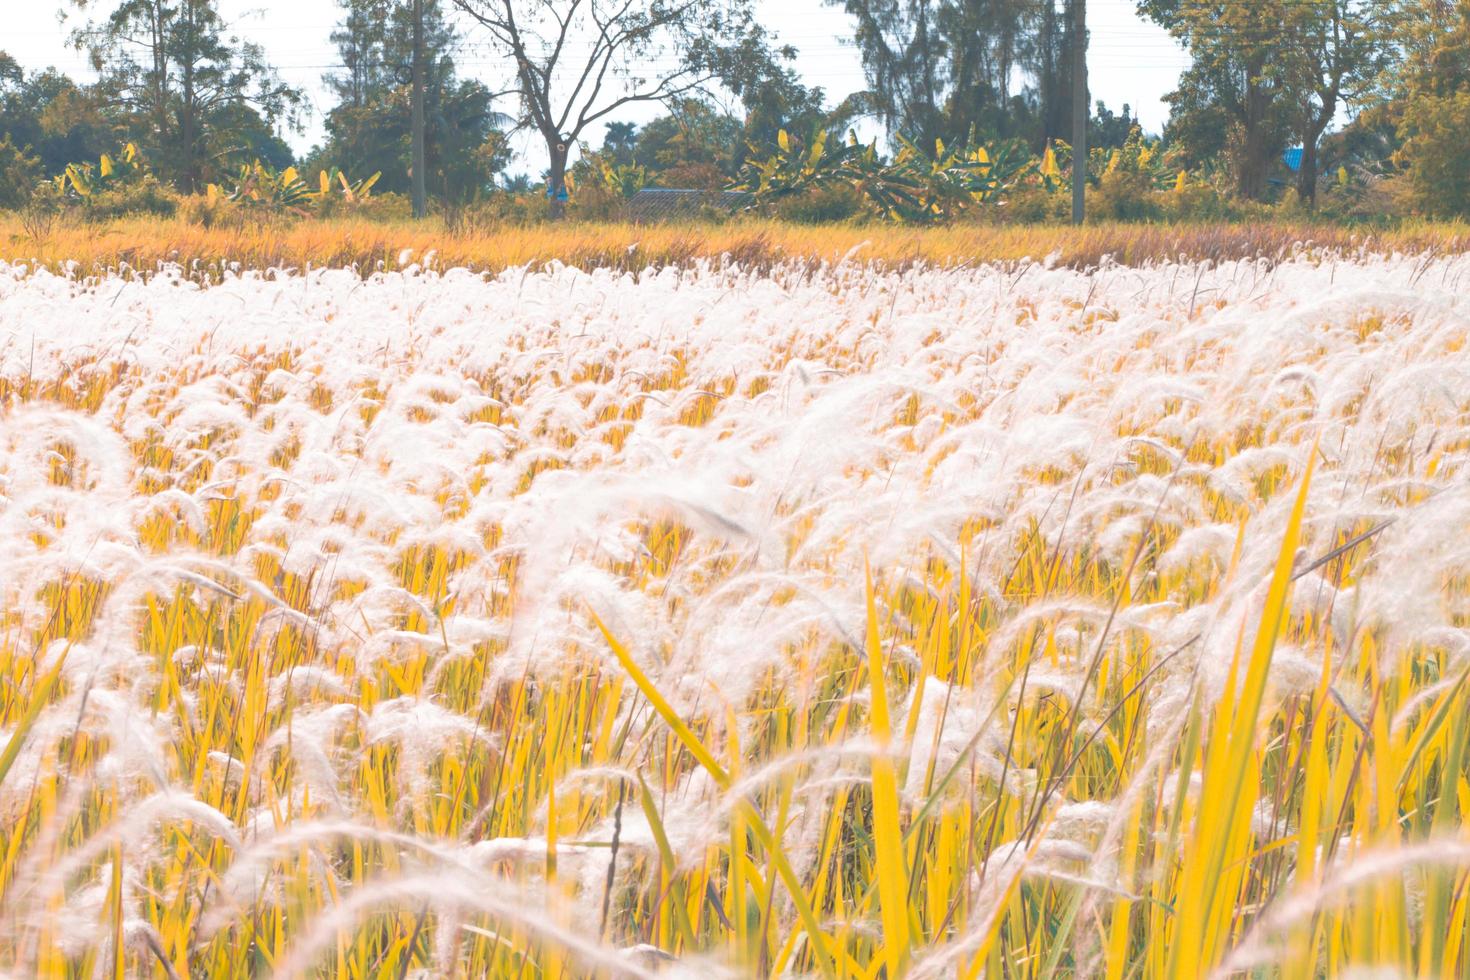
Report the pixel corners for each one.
[1,252,1469,978]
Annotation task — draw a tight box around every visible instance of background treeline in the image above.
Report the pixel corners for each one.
[3,0,1470,226]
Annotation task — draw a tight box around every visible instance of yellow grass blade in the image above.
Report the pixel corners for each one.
[0,651,69,788]
[864,561,911,975]
[1170,443,1317,978]
[592,611,835,977]
[591,611,728,786]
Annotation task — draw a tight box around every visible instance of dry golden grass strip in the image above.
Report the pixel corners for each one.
[2,214,1468,277]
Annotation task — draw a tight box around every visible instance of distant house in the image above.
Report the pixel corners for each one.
[627,188,753,222]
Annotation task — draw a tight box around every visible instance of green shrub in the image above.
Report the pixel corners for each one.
[1159,185,1242,223]
[318,190,413,222]
[0,136,43,210]
[84,174,180,220]
[1396,91,1470,218]
[1313,173,1413,225]
[14,180,69,241]
[771,183,865,223]
[177,192,252,230]
[992,184,1070,223]
[1090,171,1165,222]
[566,181,627,222]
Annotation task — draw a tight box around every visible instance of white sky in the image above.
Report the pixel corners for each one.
[6,0,1189,176]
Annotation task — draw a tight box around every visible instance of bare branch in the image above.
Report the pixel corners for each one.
[453,0,755,185]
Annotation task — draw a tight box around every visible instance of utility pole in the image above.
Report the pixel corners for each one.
[411,0,427,219]
[1071,0,1087,225]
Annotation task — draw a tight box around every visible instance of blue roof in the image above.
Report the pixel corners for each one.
[1283,147,1304,173]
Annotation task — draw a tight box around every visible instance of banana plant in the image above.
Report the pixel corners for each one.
[207,163,382,214]
[599,160,654,199]
[1090,128,1177,191]
[58,143,146,198]
[734,125,860,200]
[736,124,1039,224]
[1039,140,1069,193]
[209,161,312,213]
[314,167,382,203]
[888,130,1037,220]
[841,138,930,222]
[735,125,935,221]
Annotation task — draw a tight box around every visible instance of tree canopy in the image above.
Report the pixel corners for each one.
[449,0,778,210]
[1,0,1470,216]
[309,0,512,204]
[68,0,301,189]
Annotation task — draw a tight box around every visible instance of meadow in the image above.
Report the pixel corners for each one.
[3,213,1470,278]
[1,244,1469,978]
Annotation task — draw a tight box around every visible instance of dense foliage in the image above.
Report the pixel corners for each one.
[306,0,510,204]
[3,0,1470,220]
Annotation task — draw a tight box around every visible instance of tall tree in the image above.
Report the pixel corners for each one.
[1386,0,1470,214]
[735,64,836,159]
[1280,0,1383,205]
[604,55,833,185]
[601,120,638,164]
[1376,0,1467,96]
[1090,101,1138,150]
[68,0,301,190]
[1139,0,1293,200]
[826,0,1081,149]
[836,0,946,143]
[327,0,393,110]
[0,53,118,175]
[317,0,510,203]
[450,0,772,215]
[1375,0,1470,98]
[630,97,743,185]
[1142,0,1384,203]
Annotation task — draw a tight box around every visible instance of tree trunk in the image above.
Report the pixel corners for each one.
[1296,99,1335,209]
[546,138,569,219]
[1295,132,1319,207]
[411,0,427,219]
[1039,0,1058,146]
[180,59,197,191]
[1237,131,1269,201]
[1071,0,1087,226]
[179,106,197,193]
[1236,79,1275,201]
